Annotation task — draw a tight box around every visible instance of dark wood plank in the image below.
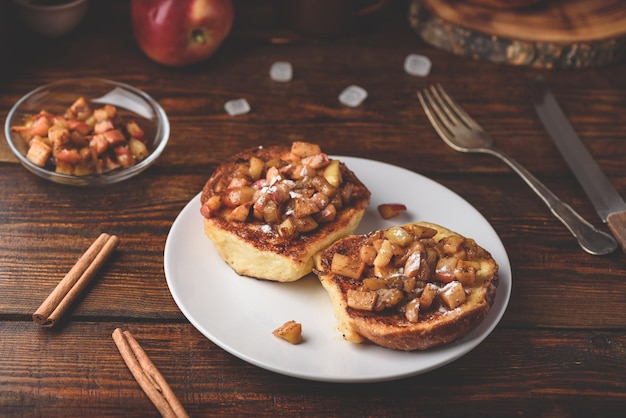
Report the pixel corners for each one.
[1,1,626,416]
[1,322,625,417]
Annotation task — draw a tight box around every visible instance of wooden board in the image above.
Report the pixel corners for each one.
[408,0,626,69]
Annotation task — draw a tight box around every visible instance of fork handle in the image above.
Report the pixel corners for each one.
[491,151,618,255]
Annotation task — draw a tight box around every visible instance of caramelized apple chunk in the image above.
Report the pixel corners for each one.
[272,320,303,344]
[377,203,407,219]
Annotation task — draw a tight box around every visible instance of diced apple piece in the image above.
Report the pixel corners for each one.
[103,155,121,171]
[55,161,73,175]
[278,217,297,239]
[293,215,318,233]
[113,146,134,168]
[25,138,51,167]
[93,107,110,122]
[228,176,249,189]
[228,202,252,222]
[359,244,377,265]
[419,283,439,310]
[223,186,255,208]
[94,119,115,134]
[272,320,303,345]
[126,120,144,139]
[405,224,438,239]
[405,298,420,323]
[263,199,281,224]
[377,203,407,220]
[55,148,82,164]
[361,277,386,291]
[340,181,354,204]
[73,161,95,176]
[293,197,320,218]
[103,129,126,145]
[89,134,109,155]
[248,156,264,180]
[48,125,70,146]
[69,130,89,147]
[291,163,316,179]
[128,137,149,161]
[265,165,281,184]
[374,288,404,311]
[29,114,52,137]
[300,152,330,169]
[435,256,458,283]
[207,195,222,209]
[403,251,423,278]
[323,159,342,187]
[373,240,394,268]
[373,262,398,279]
[439,281,466,309]
[454,260,480,286]
[347,289,377,311]
[310,192,329,209]
[200,195,222,218]
[384,226,413,247]
[331,253,365,279]
[440,235,465,257]
[403,276,417,292]
[290,141,321,158]
[315,203,336,223]
[67,97,92,121]
[311,175,336,196]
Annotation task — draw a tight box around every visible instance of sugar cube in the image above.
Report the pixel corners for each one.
[404,54,432,77]
[270,61,293,82]
[339,85,368,108]
[224,98,251,116]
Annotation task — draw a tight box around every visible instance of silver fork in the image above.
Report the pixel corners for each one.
[418,83,617,255]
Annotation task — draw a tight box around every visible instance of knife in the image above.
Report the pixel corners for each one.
[532,77,626,253]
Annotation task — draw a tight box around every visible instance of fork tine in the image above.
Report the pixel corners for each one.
[427,84,460,128]
[432,83,483,131]
[417,89,455,141]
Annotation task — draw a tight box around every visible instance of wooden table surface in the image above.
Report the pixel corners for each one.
[1,1,625,416]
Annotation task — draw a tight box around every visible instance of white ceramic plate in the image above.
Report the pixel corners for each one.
[164,157,512,383]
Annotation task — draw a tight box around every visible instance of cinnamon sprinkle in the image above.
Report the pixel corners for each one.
[32,233,119,327]
[112,328,189,418]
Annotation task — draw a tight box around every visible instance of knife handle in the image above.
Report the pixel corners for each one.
[607,211,626,254]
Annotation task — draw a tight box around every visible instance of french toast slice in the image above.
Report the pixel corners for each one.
[200,142,371,282]
[313,222,499,351]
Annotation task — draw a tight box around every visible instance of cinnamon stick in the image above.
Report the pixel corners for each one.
[112,328,189,418]
[32,233,119,327]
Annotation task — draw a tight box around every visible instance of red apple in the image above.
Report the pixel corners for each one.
[131,0,234,67]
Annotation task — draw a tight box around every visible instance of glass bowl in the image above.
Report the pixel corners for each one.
[4,78,170,186]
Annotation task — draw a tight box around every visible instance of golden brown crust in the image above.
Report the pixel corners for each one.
[201,144,371,282]
[313,222,499,351]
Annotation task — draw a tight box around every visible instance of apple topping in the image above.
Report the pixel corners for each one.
[10,97,149,176]
[377,203,407,219]
[331,225,490,323]
[201,142,362,240]
[272,320,303,345]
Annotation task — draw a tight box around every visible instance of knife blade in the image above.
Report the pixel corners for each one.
[532,76,626,253]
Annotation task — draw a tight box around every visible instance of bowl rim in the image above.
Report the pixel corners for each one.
[12,0,88,12]
[4,77,170,186]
